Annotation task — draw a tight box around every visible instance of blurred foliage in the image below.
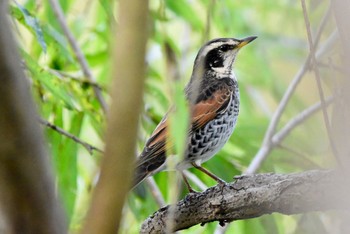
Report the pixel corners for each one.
[10,0,338,233]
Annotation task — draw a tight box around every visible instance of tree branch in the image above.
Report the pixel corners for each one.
[48,0,108,113]
[140,170,349,233]
[48,69,106,91]
[246,6,332,174]
[271,96,334,145]
[301,0,340,164]
[39,118,103,154]
[145,177,166,208]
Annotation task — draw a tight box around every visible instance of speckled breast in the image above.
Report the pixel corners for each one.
[182,88,240,168]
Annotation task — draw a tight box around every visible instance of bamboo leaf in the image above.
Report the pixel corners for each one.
[15,3,47,53]
[21,50,78,109]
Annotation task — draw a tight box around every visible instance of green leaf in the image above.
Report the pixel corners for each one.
[43,24,75,63]
[98,0,114,21]
[15,3,47,53]
[58,112,84,222]
[165,0,203,31]
[168,81,189,162]
[11,4,75,64]
[21,50,78,109]
[244,219,268,234]
[47,108,84,224]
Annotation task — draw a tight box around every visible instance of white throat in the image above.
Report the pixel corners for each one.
[211,67,232,76]
[210,52,236,79]
[209,68,236,79]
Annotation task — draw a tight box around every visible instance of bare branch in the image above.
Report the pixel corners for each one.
[39,118,103,154]
[317,61,346,74]
[141,170,348,233]
[262,5,330,145]
[146,177,166,208]
[277,143,322,168]
[246,95,335,174]
[246,7,334,174]
[183,170,208,191]
[48,0,108,113]
[48,69,106,91]
[300,0,340,164]
[272,96,334,145]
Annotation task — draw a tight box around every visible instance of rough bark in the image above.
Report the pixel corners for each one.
[0,1,66,233]
[141,170,349,233]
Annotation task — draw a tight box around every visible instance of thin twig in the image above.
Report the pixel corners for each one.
[246,96,334,175]
[48,0,108,113]
[183,170,208,191]
[277,143,322,169]
[246,6,332,174]
[300,0,340,164]
[272,96,334,145]
[49,69,106,91]
[264,6,331,145]
[145,177,166,207]
[317,61,346,74]
[39,118,104,154]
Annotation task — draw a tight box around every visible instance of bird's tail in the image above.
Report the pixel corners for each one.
[131,165,149,190]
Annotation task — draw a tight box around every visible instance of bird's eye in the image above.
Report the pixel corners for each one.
[219,45,231,52]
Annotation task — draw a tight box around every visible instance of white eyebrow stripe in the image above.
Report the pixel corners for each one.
[200,42,224,55]
[198,40,236,58]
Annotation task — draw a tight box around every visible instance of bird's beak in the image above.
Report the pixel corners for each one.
[237,36,257,48]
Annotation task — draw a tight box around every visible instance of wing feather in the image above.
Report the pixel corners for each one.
[132,80,234,188]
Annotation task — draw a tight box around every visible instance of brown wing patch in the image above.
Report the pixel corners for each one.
[191,88,232,130]
[147,117,168,148]
[135,115,172,169]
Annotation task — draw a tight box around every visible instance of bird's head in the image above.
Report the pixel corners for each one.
[192,36,257,79]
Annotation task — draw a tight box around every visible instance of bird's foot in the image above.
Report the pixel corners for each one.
[217,179,228,191]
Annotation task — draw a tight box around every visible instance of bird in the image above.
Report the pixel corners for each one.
[133,36,257,192]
